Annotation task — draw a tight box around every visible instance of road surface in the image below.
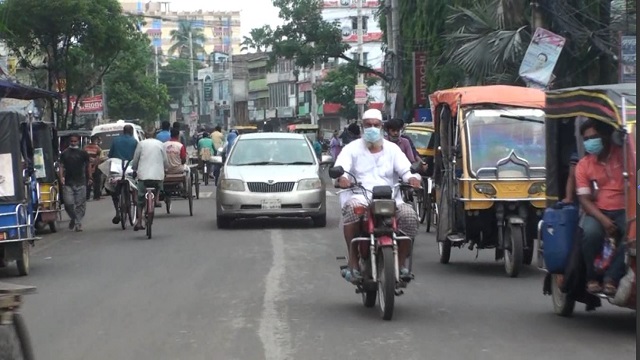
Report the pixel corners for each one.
[1,181,635,360]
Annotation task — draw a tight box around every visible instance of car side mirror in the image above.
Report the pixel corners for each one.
[210,155,223,165]
[320,154,333,165]
[328,166,345,179]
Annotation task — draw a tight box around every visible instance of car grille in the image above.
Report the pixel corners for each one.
[247,182,295,193]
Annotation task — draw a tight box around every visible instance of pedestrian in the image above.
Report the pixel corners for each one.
[58,134,91,232]
[83,135,103,200]
[329,129,342,159]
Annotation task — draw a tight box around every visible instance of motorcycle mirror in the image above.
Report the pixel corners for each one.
[328,166,345,179]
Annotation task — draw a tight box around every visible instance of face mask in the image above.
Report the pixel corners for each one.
[584,138,603,155]
[69,145,79,149]
[363,127,382,143]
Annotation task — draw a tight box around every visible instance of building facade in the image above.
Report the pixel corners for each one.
[321,0,385,108]
[119,1,243,57]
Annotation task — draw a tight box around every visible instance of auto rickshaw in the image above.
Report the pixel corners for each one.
[430,85,547,277]
[28,117,61,233]
[538,83,636,316]
[402,122,436,227]
[0,80,59,276]
[289,123,320,143]
[230,125,257,135]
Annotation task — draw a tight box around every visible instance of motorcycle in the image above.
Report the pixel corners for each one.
[328,165,418,320]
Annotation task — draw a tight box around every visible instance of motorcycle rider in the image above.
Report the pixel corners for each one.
[334,109,422,283]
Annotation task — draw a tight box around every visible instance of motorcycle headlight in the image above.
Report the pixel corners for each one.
[298,178,322,190]
[372,199,396,216]
[219,179,245,191]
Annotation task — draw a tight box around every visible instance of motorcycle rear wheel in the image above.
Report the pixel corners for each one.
[377,247,396,320]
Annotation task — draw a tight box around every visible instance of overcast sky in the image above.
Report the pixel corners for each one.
[168,0,283,38]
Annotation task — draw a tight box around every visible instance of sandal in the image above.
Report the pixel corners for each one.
[341,268,362,284]
[587,281,602,294]
[134,223,145,231]
[603,281,617,296]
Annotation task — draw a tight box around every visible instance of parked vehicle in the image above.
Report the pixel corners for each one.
[429,85,547,277]
[538,83,636,316]
[91,120,145,158]
[329,165,417,320]
[212,132,332,228]
[0,281,36,359]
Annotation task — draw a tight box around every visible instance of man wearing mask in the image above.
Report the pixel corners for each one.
[334,109,422,283]
[575,119,626,295]
[59,134,92,232]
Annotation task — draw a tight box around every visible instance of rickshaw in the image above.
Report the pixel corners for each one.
[28,117,61,233]
[430,85,547,277]
[402,122,436,228]
[230,125,258,135]
[538,83,636,316]
[161,165,198,216]
[289,124,320,143]
[0,281,36,359]
[0,81,59,276]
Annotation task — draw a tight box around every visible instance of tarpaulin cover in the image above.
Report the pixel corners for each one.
[0,80,60,100]
[0,111,30,203]
[30,122,56,182]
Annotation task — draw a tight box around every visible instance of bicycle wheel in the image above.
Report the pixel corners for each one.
[119,183,129,230]
[193,171,200,199]
[203,162,209,186]
[146,192,154,239]
[128,187,137,226]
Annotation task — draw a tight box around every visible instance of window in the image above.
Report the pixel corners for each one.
[351,52,369,65]
[227,138,316,165]
[350,16,368,33]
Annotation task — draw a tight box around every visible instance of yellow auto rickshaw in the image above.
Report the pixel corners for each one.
[430,85,547,277]
[403,122,436,228]
[539,83,636,316]
[231,125,258,135]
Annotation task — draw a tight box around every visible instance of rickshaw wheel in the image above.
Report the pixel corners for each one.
[551,275,575,317]
[438,240,451,264]
[193,172,200,199]
[13,313,35,360]
[16,243,29,276]
[504,225,523,278]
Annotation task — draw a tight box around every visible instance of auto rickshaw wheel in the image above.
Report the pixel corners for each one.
[551,275,575,317]
[504,225,523,278]
[16,242,29,276]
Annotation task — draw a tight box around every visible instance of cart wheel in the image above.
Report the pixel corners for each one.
[188,181,194,216]
[504,225,524,278]
[16,242,30,276]
[13,313,35,360]
[551,274,575,317]
[48,220,58,233]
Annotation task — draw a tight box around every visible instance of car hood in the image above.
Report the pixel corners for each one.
[224,165,319,182]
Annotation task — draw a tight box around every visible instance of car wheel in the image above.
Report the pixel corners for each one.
[311,214,326,228]
[217,215,232,229]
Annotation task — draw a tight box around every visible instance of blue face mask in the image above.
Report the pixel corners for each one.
[584,138,604,155]
[363,127,382,143]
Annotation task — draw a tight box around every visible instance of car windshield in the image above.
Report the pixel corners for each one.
[466,109,546,176]
[227,138,316,165]
[403,130,432,149]
[94,130,122,150]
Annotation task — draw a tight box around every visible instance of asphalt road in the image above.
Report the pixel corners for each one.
[1,181,635,360]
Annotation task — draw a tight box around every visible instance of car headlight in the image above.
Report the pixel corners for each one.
[473,183,497,196]
[298,178,322,190]
[219,179,245,191]
[528,181,546,195]
[372,199,396,216]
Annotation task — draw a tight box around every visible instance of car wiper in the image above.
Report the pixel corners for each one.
[236,161,286,165]
[284,161,314,165]
[499,114,544,124]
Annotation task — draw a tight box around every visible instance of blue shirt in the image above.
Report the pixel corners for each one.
[108,134,138,161]
[156,130,171,143]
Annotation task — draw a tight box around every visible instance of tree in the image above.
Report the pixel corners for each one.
[158,58,192,103]
[0,0,140,129]
[168,21,206,60]
[314,63,378,120]
[104,32,169,124]
[258,0,386,79]
[240,26,273,53]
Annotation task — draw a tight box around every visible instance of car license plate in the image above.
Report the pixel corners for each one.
[261,199,281,210]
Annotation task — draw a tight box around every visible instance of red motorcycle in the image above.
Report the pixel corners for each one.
[329,166,417,320]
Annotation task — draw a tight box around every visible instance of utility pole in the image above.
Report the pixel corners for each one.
[530,1,544,30]
[155,45,160,124]
[384,0,394,119]
[356,0,364,121]
[310,42,318,125]
[228,52,235,128]
[101,77,108,121]
[390,0,401,119]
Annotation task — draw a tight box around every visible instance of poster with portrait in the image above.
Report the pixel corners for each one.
[33,147,46,179]
[0,153,15,197]
[518,27,566,88]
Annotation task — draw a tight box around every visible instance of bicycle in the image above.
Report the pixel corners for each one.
[117,160,136,230]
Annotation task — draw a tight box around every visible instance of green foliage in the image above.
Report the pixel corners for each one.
[168,21,206,59]
[0,0,139,129]
[241,26,273,53]
[104,32,169,125]
[254,0,385,79]
[314,63,378,120]
[159,59,191,102]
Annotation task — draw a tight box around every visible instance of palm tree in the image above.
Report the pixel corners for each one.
[240,26,273,53]
[168,21,206,60]
[442,0,530,85]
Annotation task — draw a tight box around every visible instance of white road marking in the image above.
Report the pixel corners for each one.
[198,191,213,198]
[258,229,293,360]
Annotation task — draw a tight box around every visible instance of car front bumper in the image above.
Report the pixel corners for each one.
[216,188,326,218]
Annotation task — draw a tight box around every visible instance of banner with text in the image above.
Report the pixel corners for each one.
[412,52,428,107]
[68,95,104,114]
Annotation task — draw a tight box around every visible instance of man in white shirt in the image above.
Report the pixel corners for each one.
[131,134,169,231]
[334,109,422,283]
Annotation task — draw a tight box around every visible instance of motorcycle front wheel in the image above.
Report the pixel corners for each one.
[377,247,396,320]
